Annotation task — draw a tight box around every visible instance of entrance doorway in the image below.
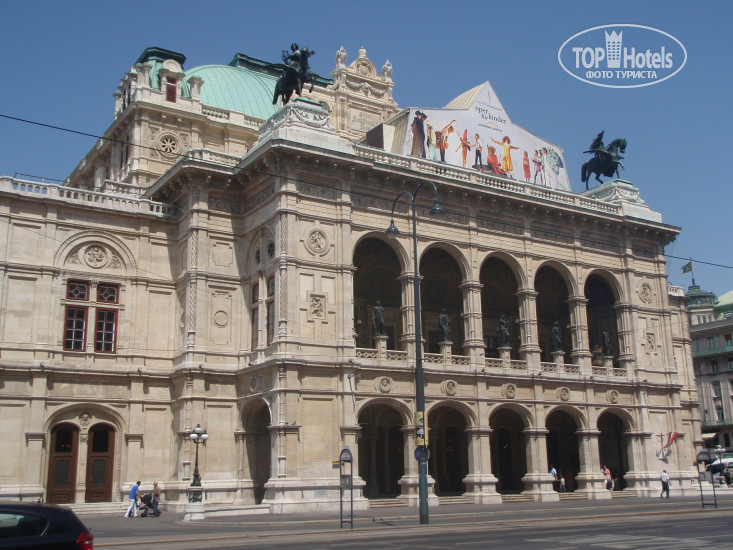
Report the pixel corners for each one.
[358,404,404,498]
[490,408,527,493]
[428,407,468,495]
[47,423,79,504]
[84,424,115,502]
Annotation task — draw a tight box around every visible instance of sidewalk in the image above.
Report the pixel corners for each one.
[83,492,733,546]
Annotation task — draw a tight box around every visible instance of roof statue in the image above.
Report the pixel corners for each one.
[272,43,320,105]
[581,131,627,189]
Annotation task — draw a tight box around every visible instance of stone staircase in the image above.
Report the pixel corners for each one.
[368,498,408,508]
[610,490,636,498]
[558,492,587,500]
[500,493,533,503]
[438,495,473,505]
[66,502,129,517]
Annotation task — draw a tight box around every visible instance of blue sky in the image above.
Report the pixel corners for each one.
[1,1,730,297]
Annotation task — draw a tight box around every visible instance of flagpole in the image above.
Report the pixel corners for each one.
[690,257,695,286]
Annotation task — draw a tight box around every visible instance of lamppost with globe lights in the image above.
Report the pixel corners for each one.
[188,424,208,502]
[386,181,442,525]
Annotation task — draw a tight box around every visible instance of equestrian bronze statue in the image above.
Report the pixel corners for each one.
[581,130,627,189]
[272,43,319,105]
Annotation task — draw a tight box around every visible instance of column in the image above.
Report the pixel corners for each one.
[516,288,541,366]
[399,273,417,359]
[567,295,591,372]
[398,425,437,506]
[521,427,558,501]
[614,303,634,372]
[623,430,653,495]
[461,280,485,367]
[463,427,501,503]
[574,429,611,499]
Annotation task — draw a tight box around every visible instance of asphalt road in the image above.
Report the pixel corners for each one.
[86,495,733,549]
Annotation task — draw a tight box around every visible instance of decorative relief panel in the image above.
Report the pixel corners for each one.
[555,386,571,402]
[375,376,393,393]
[441,379,458,397]
[211,241,233,268]
[637,282,654,304]
[606,390,619,404]
[304,228,330,256]
[501,383,516,399]
[308,293,326,320]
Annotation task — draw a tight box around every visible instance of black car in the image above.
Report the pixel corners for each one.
[0,502,93,549]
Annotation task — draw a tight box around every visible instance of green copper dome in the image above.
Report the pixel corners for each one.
[183,64,279,120]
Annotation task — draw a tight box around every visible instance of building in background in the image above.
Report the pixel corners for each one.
[691,289,733,448]
[0,44,701,512]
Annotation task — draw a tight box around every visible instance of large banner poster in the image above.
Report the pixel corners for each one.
[401,82,571,192]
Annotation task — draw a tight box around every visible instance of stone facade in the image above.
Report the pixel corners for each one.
[0,45,702,512]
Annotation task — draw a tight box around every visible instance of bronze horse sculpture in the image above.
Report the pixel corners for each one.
[272,43,318,105]
[581,136,627,189]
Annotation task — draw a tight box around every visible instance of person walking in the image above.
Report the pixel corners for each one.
[152,481,162,517]
[660,470,670,498]
[124,481,141,518]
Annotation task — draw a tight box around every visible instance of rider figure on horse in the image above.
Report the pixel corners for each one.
[273,43,317,105]
[581,131,627,189]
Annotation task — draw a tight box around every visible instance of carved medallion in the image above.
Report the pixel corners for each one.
[441,379,458,397]
[213,310,229,328]
[606,389,620,404]
[304,228,329,255]
[501,383,516,399]
[375,376,393,393]
[638,282,654,304]
[555,386,571,402]
[249,376,260,393]
[78,411,92,427]
[84,245,109,269]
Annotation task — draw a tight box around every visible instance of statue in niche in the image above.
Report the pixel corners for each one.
[602,328,612,355]
[372,301,385,336]
[497,315,510,347]
[551,321,563,352]
[439,310,451,342]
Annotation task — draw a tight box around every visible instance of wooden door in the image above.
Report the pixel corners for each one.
[84,424,115,502]
[47,424,79,504]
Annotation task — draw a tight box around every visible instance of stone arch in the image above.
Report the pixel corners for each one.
[45,404,126,434]
[45,405,124,505]
[422,242,470,281]
[545,407,584,490]
[240,396,273,429]
[544,404,588,430]
[481,251,527,288]
[355,397,412,426]
[489,404,532,493]
[54,230,137,273]
[532,260,578,296]
[239,397,272,504]
[534,262,575,362]
[480,254,523,358]
[420,247,465,352]
[353,235,404,349]
[427,403,470,495]
[597,409,634,490]
[426,399,477,427]
[584,270,623,362]
[357,400,407,498]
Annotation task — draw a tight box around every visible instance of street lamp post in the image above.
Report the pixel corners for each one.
[188,424,208,503]
[386,181,442,525]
